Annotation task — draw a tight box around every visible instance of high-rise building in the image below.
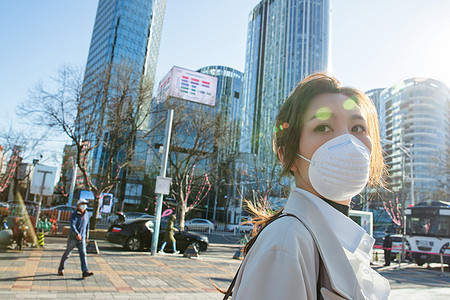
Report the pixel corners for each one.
[240,0,331,155]
[76,0,167,206]
[380,78,450,205]
[366,88,384,120]
[197,66,244,221]
[197,66,244,157]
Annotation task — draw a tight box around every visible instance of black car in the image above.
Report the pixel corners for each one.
[106,217,209,252]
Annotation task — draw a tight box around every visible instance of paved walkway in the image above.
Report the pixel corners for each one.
[0,237,449,299]
[0,237,241,299]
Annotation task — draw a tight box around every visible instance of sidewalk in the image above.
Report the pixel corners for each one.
[0,237,241,299]
[1,237,449,299]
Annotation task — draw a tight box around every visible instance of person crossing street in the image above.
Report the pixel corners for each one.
[57,199,93,278]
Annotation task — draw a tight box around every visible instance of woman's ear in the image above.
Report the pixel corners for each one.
[277,147,285,164]
[278,147,299,172]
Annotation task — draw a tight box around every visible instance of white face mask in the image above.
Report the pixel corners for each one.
[297,134,371,201]
[79,204,87,211]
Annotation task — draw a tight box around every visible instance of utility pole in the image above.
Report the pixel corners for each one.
[67,161,77,206]
[151,109,174,256]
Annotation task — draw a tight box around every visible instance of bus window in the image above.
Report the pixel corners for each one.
[407,215,450,237]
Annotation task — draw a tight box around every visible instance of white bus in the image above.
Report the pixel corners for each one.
[405,200,450,266]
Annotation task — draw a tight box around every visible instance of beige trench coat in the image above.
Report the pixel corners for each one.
[232,190,389,300]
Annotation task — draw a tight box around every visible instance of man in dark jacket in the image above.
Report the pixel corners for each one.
[57,199,93,278]
[383,231,393,266]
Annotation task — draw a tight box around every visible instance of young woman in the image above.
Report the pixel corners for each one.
[158,214,179,254]
[227,74,390,299]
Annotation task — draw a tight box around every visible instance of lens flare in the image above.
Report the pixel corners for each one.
[315,107,332,120]
[343,98,357,110]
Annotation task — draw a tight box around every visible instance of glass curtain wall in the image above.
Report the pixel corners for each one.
[380,78,450,205]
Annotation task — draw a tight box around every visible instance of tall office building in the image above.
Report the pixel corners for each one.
[366,88,384,120]
[380,78,450,205]
[197,66,244,221]
[240,0,331,155]
[197,66,244,157]
[78,0,167,206]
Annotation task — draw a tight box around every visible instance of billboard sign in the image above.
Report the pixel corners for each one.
[157,66,217,106]
[157,69,171,103]
[30,164,57,196]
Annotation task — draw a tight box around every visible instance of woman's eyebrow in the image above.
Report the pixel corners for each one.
[308,113,366,121]
[351,114,366,121]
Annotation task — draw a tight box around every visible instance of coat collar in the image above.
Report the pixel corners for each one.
[294,188,368,253]
[284,189,365,300]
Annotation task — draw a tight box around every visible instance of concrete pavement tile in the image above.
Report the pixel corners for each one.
[30,286,49,291]
[24,292,58,298]
[10,288,31,292]
[93,293,116,299]
[116,286,133,293]
[112,294,132,299]
[83,286,104,292]
[100,286,117,292]
[16,292,39,298]
[0,284,14,290]
[76,292,94,297]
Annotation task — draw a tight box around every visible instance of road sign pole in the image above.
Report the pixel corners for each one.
[151,109,174,256]
[67,162,77,206]
[35,170,51,227]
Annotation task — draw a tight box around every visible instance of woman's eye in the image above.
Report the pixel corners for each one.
[352,125,366,133]
[314,125,331,132]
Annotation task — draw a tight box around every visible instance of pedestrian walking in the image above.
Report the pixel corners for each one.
[50,217,58,235]
[57,199,93,278]
[158,214,179,254]
[16,219,28,250]
[383,231,393,266]
[220,74,390,299]
[1,215,7,230]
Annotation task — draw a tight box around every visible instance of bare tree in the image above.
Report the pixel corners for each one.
[18,63,155,229]
[0,126,44,161]
[0,127,47,201]
[149,100,227,230]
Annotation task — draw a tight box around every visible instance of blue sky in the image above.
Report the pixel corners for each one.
[1,0,450,166]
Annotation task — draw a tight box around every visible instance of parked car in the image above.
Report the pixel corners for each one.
[373,231,385,246]
[226,222,254,233]
[184,218,214,232]
[106,217,209,252]
[124,212,154,220]
[235,222,254,233]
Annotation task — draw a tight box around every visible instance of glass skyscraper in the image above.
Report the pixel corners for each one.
[380,78,450,205]
[197,66,244,157]
[240,0,331,155]
[80,0,167,206]
[366,88,384,120]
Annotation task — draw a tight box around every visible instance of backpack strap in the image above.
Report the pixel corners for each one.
[223,213,316,299]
